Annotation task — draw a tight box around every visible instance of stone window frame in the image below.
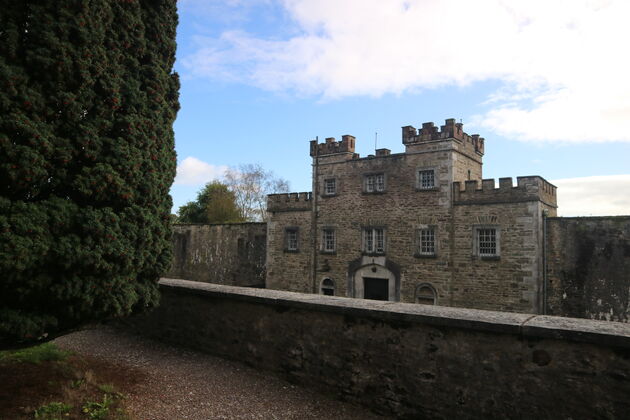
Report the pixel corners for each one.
[321,227,336,254]
[362,226,387,255]
[284,227,299,253]
[415,167,439,191]
[414,225,438,258]
[320,277,335,296]
[322,177,337,197]
[363,172,386,194]
[415,283,437,305]
[472,224,501,260]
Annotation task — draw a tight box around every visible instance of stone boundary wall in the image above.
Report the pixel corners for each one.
[167,223,266,287]
[546,216,630,322]
[128,278,630,419]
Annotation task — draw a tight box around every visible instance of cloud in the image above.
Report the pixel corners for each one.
[174,157,228,186]
[183,0,630,142]
[552,175,630,216]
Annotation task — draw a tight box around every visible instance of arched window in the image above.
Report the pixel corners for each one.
[415,283,436,305]
[321,278,335,296]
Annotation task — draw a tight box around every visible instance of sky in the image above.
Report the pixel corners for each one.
[171,0,630,217]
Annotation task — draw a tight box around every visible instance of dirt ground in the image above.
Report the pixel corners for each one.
[38,325,385,420]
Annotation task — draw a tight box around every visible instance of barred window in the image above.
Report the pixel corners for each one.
[324,178,336,195]
[285,229,298,251]
[415,284,437,305]
[365,173,385,193]
[364,228,385,253]
[477,228,497,256]
[418,170,435,189]
[418,228,436,255]
[321,278,335,296]
[322,229,336,252]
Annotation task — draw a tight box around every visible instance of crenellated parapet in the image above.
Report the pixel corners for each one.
[403,118,484,156]
[267,191,313,213]
[453,176,557,207]
[310,135,356,157]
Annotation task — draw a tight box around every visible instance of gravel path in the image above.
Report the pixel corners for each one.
[54,325,386,420]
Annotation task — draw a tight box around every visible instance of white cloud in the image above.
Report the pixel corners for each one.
[183,0,630,142]
[552,175,630,216]
[174,157,228,186]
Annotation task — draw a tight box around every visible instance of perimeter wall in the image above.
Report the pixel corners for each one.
[546,216,630,321]
[127,278,630,419]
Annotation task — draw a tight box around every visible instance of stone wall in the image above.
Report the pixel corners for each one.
[129,279,630,419]
[167,223,266,287]
[546,216,630,321]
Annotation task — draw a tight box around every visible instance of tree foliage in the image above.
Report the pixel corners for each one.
[177,181,243,224]
[0,0,179,347]
[224,163,290,221]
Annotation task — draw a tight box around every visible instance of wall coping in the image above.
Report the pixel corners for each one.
[159,278,630,349]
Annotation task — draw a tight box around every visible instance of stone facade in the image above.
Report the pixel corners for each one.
[266,119,558,314]
[546,216,630,321]
[168,223,266,287]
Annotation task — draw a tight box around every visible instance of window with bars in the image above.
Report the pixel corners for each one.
[474,226,500,257]
[365,173,385,193]
[322,228,336,253]
[285,228,299,252]
[364,228,385,254]
[417,227,436,256]
[324,178,336,195]
[418,169,435,189]
[321,278,335,296]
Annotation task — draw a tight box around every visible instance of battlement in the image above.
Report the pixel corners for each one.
[267,191,313,213]
[453,176,557,207]
[403,118,484,156]
[310,135,356,157]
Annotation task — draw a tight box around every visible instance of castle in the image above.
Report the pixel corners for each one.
[266,118,558,313]
[170,118,629,320]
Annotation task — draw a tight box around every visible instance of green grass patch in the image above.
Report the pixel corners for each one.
[33,401,73,419]
[0,342,70,364]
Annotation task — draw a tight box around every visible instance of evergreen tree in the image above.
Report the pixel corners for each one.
[177,182,244,224]
[0,0,179,347]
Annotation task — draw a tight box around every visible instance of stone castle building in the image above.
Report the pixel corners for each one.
[266,118,558,313]
[169,118,629,320]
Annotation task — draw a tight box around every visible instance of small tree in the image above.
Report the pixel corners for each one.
[177,181,244,224]
[224,163,290,221]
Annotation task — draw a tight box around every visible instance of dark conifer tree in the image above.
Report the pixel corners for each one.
[0,0,179,347]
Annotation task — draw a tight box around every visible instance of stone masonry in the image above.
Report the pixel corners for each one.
[168,223,266,287]
[266,119,558,314]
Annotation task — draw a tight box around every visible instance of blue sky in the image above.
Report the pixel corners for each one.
[171,0,630,216]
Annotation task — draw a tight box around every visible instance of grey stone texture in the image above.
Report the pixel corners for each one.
[267,119,558,314]
[546,216,630,322]
[129,279,630,419]
[167,223,266,287]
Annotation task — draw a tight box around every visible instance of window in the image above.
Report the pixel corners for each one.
[365,173,385,193]
[415,284,437,305]
[322,228,336,253]
[321,278,335,296]
[474,226,500,258]
[285,228,299,252]
[417,227,436,256]
[418,169,435,189]
[323,178,336,196]
[363,228,385,254]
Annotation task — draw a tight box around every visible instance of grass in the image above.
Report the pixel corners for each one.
[0,342,70,364]
[0,342,134,419]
